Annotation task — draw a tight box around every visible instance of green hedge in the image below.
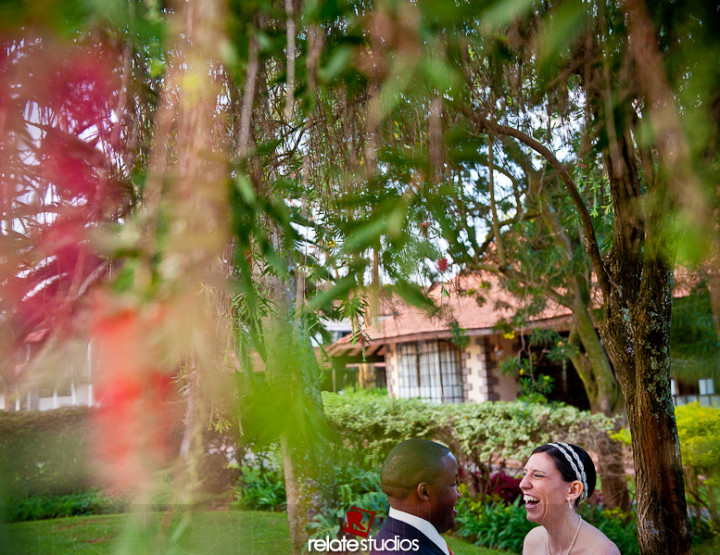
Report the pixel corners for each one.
[0,405,235,522]
[321,390,616,473]
[0,407,94,498]
[1,490,127,523]
[0,393,619,502]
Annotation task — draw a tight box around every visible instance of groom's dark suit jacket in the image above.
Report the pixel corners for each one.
[369,516,446,555]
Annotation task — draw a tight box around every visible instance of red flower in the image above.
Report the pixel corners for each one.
[91,301,179,494]
[437,257,449,273]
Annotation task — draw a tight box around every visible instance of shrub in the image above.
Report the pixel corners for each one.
[0,406,233,502]
[321,390,617,493]
[454,486,640,555]
[675,403,720,528]
[1,490,127,523]
[454,490,534,553]
[487,472,522,505]
[578,505,639,555]
[232,466,286,511]
[0,407,94,498]
[308,464,388,540]
[675,403,720,483]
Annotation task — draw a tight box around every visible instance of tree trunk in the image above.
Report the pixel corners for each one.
[281,436,312,555]
[273,354,336,555]
[264,279,336,555]
[569,300,622,416]
[600,277,691,554]
[568,307,630,511]
[595,429,631,512]
[281,432,336,555]
[631,265,690,554]
[600,218,691,553]
[574,21,694,544]
[625,378,690,553]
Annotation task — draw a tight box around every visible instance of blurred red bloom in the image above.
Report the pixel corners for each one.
[437,256,449,273]
[40,128,105,200]
[0,36,123,345]
[91,302,180,494]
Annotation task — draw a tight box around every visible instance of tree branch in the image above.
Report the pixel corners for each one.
[487,128,506,266]
[471,263,570,307]
[284,0,296,123]
[464,109,612,298]
[476,210,540,256]
[239,23,262,157]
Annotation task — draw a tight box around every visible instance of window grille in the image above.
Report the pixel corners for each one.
[396,340,463,403]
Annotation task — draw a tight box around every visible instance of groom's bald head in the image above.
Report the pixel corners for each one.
[380,438,450,499]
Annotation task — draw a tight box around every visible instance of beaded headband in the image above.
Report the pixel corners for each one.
[549,442,588,504]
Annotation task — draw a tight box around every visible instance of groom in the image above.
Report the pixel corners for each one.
[370,439,460,555]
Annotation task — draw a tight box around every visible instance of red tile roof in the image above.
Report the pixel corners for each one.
[329,266,699,356]
[328,272,573,355]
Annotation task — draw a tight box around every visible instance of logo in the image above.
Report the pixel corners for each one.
[343,506,375,538]
[308,536,420,553]
[308,508,419,552]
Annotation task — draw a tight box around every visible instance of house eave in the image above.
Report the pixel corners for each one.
[327,314,574,355]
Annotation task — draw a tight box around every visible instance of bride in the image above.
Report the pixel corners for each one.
[519,442,621,555]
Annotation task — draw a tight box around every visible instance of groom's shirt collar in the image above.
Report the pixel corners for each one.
[387,507,449,555]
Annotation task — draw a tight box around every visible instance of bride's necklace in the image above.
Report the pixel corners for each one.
[546,515,583,555]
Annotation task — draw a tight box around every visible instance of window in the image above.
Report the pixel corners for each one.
[672,377,719,407]
[396,340,463,403]
[699,378,715,396]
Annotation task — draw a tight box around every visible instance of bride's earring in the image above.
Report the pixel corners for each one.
[567,498,573,510]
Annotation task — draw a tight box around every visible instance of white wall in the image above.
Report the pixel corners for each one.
[463,336,490,402]
[385,343,399,398]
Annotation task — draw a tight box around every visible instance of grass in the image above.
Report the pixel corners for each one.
[0,510,292,555]
[446,534,511,555]
[0,511,510,555]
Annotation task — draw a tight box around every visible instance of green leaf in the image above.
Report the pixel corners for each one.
[482,0,537,30]
[235,175,257,205]
[319,46,353,83]
[304,275,356,312]
[341,217,387,254]
[392,280,435,311]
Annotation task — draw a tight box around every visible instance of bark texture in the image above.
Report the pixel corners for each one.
[595,127,691,554]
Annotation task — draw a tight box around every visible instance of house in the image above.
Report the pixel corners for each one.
[327,272,720,409]
[327,273,580,405]
[1,330,94,411]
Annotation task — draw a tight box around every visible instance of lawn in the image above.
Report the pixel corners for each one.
[0,511,509,554]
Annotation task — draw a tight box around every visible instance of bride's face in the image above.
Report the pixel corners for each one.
[519,452,574,525]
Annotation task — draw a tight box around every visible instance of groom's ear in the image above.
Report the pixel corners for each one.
[417,482,430,501]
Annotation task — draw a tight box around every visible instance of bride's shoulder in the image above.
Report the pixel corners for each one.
[587,540,621,555]
[522,526,545,553]
[581,522,621,555]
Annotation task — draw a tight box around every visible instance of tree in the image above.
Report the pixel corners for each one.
[291,0,718,551]
[425,1,719,552]
[4,1,719,553]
